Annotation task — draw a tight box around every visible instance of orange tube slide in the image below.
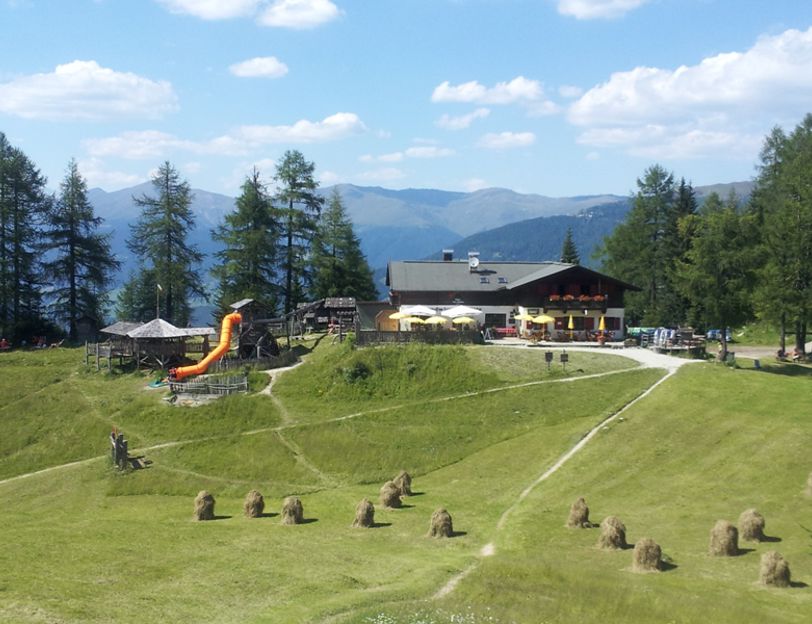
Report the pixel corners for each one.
[169,312,242,381]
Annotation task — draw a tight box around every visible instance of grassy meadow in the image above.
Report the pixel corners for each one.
[0,340,809,623]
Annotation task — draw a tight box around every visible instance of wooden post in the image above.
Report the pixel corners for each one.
[95,342,100,371]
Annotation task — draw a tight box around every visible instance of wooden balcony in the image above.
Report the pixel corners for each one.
[542,295,611,311]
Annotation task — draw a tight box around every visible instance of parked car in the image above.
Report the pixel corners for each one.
[705,328,732,342]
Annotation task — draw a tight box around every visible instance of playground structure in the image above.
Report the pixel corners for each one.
[169,312,242,381]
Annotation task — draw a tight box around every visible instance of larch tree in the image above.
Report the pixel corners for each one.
[311,189,377,300]
[125,162,204,325]
[273,150,324,314]
[0,133,51,341]
[751,115,812,353]
[211,167,280,314]
[45,159,119,340]
[674,192,758,360]
[598,164,681,326]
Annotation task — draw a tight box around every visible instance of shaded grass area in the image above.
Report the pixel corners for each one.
[360,364,812,624]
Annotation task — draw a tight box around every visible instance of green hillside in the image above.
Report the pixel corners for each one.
[0,343,809,623]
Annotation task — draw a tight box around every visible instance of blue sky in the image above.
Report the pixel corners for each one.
[2,0,812,197]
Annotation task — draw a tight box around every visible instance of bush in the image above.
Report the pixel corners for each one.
[342,361,372,384]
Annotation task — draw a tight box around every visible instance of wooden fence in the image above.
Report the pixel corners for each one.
[169,374,248,396]
[213,350,298,372]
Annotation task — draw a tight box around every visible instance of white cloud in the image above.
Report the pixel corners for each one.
[436,107,490,130]
[557,0,648,20]
[156,0,260,20]
[558,84,584,98]
[432,76,543,105]
[84,130,196,159]
[232,112,365,144]
[360,144,454,163]
[0,60,177,121]
[462,178,488,192]
[319,170,342,186]
[356,167,406,182]
[84,113,366,160]
[258,0,341,29]
[569,27,812,159]
[478,131,536,149]
[404,146,455,158]
[77,158,145,191]
[229,56,289,78]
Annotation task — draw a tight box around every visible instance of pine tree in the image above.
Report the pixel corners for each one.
[45,159,119,339]
[559,227,580,264]
[311,189,377,300]
[0,133,51,341]
[751,115,812,352]
[598,164,680,326]
[126,162,204,325]
[273,150,324,314]
[674,192,758,359]
[211,167,279,314]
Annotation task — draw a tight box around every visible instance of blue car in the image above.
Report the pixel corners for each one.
[706,328,732,342]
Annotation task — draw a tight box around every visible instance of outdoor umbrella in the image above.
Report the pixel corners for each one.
[598,316,606,331]
[568,314,575,340]
[514,313,535,321]
[452,316,476,324]
[404,316,425,324]
[532,314,555,324]
[442,305,482,318]
[424,315,448,325]
[389,311,410,320]
[401,305,437,317]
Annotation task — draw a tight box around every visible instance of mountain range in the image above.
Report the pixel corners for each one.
[88,180,755,303]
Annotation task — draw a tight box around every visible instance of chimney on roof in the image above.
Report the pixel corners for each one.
[442,249,454,262]
[468,251,480,272]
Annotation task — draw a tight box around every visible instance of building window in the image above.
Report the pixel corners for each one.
[484,313,506,328]
[498,276,508,284]
[480,276,489,284]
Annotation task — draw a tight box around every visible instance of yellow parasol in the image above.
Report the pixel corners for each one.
[567,315,574,330]
[598,316,606,331]
[404,316,425,324]
[424,315,447,324]
[533,314,555,324]
[389,311,410,320]
[514,313,535,321]
[452,316,475,324]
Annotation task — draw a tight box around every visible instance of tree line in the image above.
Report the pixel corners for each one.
[0,139,376,343]
[598,113,812,357]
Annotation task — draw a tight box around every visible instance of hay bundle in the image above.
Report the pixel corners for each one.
[281,496,304,525]
[738,508,765,542]
[632,538,662,573]
[352,498,375,528]
[393,470,413,497]
[709,520,739,556]
[380,481,402,509]
[760,551,791,587]
[566,497,592,528]
[193,490,215,521]
[597,516,627,550]
[427,508,454,538]
[243,489,265,518]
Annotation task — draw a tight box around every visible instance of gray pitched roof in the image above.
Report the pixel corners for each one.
[100,321,143,336]
[127,318,188,339]
[387,260,574,292]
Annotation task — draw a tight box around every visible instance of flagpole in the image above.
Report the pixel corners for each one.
[156,283,162,319]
